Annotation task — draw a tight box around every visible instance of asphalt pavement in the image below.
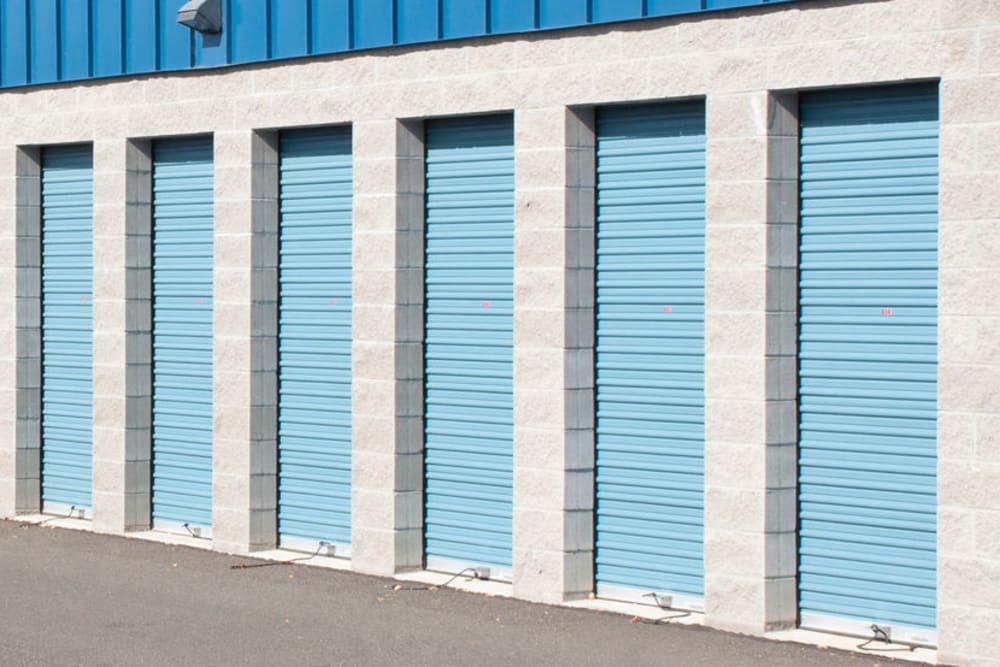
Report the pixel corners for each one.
[0,520,928,667]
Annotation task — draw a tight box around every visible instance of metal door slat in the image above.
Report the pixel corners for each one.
[277,127,353,551]
[798,83,938,643]
[423,115,514,576]
[594,101,706,608]
[151,137,214,533]
[41,145,94,513]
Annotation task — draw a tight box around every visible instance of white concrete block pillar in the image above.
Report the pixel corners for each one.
[936,75,1000,666]
[211,130,279,554]
[0,146,18,518]
[90,137,138,534]
[511,107,595,604]
[703,92,798,634]
[350,119,425,575]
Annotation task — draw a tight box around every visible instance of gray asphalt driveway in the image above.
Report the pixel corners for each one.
[0,520,926,666]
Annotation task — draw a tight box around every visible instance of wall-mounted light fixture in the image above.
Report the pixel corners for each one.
[177,0,222,34]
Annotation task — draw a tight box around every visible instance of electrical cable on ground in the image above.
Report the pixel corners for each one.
[391,567,483,591]
[182,522,209,540]
[20,505,78,527]
[632,591,692,624]
[856,624,916,652]
[230,542,330,570]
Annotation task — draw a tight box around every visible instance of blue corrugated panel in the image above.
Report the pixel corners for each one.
[798,83,939,637]
[158,0,192,70]
[424,115,514,572]
[442,0,486,39]
[29,0,59,83]
[277,127,353,549]
[92,0,123,77]
[151,137,214,532]
[124,0,156,73]
[271,0,309,58]
[60,0,91,80]
[352,0,394,49]
[397,0,438,44]
[592,0,642,24]
[490,0,535,33]
[229,0,269,62]
[647,0,702,15]
[594,101,706,605]
[539,0,588,28]
[311,0,351,53]
[40,145,94,512]
[2,0,29,86]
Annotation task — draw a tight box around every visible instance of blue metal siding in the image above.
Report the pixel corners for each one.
[151,137,214,531]
[594,102,706,603]
[424,115,514,571]
[60,0,91,81]
[271,0,309,59]
[0,0,799,88]
[277,127,353,548]
[40,144,94,511]
[28,0,58,83]
[798,83,939,635]
[92,0,123,77]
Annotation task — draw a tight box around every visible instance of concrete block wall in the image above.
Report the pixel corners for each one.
[0,0,996,663]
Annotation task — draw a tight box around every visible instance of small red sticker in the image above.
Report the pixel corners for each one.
[663,306,672,313]
[80,294,88,301]
[195,298,203,305]
[482,301,491,308]
[329,298,337,305]
[882,307,893,316]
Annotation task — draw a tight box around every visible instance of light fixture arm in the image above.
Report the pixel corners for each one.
[177,0,222,34]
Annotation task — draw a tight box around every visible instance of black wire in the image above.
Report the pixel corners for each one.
[182,522,209,540]
[637,591,692,624]
[856,624,916,652]
[230,542,328,570]
[21,505,78,527]
[391,567,481,591]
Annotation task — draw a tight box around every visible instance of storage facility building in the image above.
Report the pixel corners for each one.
[0,1,997,664]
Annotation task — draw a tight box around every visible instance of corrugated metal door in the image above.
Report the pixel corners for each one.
[423,115,514,577]
[277,127,353,554]
[594,102,706,609]
[40,145,94,515]
[151,137,214,535]
[798,84,939,645]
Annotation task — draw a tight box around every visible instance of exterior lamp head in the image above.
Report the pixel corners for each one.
[177,0,222,34]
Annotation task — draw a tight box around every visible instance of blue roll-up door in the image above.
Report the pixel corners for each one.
[151,137,214,535]
[423,115,514,577]
[40,145,94,515]
[798,84,938,645]
[277,127,353,554]
[594,102,706,609]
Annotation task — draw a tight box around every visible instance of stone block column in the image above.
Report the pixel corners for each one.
[0,146,18,518]
[91,138,142,533]
[936,73,1000,666]
[703,92,798,634]
[511,106,595,604]
[211,130,279,554]
[350,119,425,575]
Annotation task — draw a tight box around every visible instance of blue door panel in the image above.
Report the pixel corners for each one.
[152,137,214,530]
[41,144,94,511]
[277,127,353,548]
[594,101,706,602]
[424,115,514,571]
[798,83,938,634]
